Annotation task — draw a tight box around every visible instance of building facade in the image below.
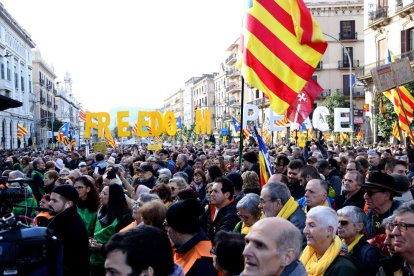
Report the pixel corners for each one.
[31,49,57,148]
[357,0,414,142]
[192,74,217,130]
[163,88,184,120]
[0,3,36,149]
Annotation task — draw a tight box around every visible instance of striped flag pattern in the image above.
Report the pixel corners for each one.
[275,114,289,126]
[104,130,116,148]
[237,0,327,115]
[17,124,28,139]
[147,126,153,136]
[393,122,401,141]
[132,123,138,135]
[154,136,162,143]
[70,139,76,152]
[79,110,87,121]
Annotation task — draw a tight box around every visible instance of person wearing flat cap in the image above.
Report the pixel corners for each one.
[242,151,260,179]
[166,199,217,275]
[361,172,402,240]
[133,164,157,189]
[47,185,90,275]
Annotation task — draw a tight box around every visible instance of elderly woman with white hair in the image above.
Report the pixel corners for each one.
[300,206,357,276]
[233,193,262,235]
[337,206,381,275]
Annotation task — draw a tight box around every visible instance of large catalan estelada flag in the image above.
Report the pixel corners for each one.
[17,124,28,139]
[253,126,273,187]
[237,0,327,115]
[57,123,70,146]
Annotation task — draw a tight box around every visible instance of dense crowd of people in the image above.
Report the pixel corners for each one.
[2,138,414,275]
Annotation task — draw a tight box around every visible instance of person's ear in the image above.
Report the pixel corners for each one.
[138,266,154,276]
[224,191,231,200]
[355,222,364,233]
[281,248,296,267]
[327,225,334,237]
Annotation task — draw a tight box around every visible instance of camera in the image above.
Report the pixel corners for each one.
[0,178,63,275]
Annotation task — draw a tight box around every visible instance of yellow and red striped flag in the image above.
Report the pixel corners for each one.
[154,136,162,143]
[104,130,116,148]
[17,124,28,139]
[356,128,363,140]
[79,110,87,121]
[69,139,76,152]
[237,0,327,115]
[147,126,153,136]
[243,128,251,138]
[393,122,401,141]
[132,123,138,135]
[339,132,349,143]
[275,114,288,127]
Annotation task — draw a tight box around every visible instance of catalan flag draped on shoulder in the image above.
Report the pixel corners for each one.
[17,124,28,139]
[104,129,116,148]
[237,0,327,115]
[383,50,414,138]
[253,126,273,187]
[57,123,70,146]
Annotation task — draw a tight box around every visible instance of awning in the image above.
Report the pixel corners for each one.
[0,94,23,111]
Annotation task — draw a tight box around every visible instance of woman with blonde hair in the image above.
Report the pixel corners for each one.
[241,171,261,195]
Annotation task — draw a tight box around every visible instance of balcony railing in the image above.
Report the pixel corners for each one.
[227,67,240,77]
[317,89,331,98]
[368,6,388,25]
[225,53,237,65]
[227,83,241,93]
[338,60,359,68]
[0,79,13,92]
[339,32,358,40]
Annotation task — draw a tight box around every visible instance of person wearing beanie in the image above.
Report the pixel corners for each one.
[242,151,260,179]
[47,185,90,275]
[166,199,217,275]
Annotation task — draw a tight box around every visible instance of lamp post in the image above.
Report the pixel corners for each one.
[323,32,354,146]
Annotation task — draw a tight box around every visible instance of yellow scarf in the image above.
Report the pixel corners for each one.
[277,197,299,219]
[241,222,251,235]
[300,236,342,276]
[303,199,329,213]
[344,234,364,253]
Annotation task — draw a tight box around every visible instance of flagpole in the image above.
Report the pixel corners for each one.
[238,77,245,171]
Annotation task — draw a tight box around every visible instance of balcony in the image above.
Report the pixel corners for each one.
[353,87,365,97]
[0,79,13,92]
[227,67,240,77]
[317,89,331,98]
[227,83,241,94]
[368,7,390,29]
[225,53,237,66]
[339,32,358,41]
[395,0,414,15]
[338,60,359,69]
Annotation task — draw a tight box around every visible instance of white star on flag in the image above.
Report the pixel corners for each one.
[235,122,240,128]
[297,93,307,103]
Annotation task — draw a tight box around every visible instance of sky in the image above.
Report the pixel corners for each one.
[1,0,244,112]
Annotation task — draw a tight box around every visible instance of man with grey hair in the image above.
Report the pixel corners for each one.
[176,153,193,182]
[337,206,381,275]
[259,181,306,233]
[390,201,414,274]
[243,217,306,276]
[335,170,365,210]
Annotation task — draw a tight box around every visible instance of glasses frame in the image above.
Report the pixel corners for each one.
[389,222,414,232]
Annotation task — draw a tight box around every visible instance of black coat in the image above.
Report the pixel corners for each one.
[47,206,90,276]
[201,200,240,241]
[179,163,194,183]
[335,189,366,210]
[349,236,381,276]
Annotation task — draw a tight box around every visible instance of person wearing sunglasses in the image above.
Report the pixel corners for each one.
[361,172,402,240]
[337,206,381,275]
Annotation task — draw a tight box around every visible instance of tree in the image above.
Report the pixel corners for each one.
[322,90,349,130]
[375,94,396,140]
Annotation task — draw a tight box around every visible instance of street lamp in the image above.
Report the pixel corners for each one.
[323,32,354,146]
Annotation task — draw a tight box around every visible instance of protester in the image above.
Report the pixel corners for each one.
[47,185,90,275]
[300,206,357,275]
[243,217,307,276]
[212,231,245,276]
[233,193,261,235]
[166,199,216,275]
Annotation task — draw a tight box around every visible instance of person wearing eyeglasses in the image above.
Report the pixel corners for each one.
[233,193,261,235]
[360,172,402,240]
[337,206,381,276]
[390,201,414,275]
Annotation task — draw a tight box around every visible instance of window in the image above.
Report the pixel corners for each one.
[340,21,356,40]
[378,38,387,63]
[21,70,24,91]
[401,28,414,61]
[6,61,10,81]
[343,75,351,96]
[342,47,354,66]
[14,66,17,89]
[1,63,4,79]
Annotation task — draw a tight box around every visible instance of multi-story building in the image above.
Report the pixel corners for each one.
[163,88,184,120]
[183,77,200,127]
[214,63,229,131]
[31,49,57,148]
[0,3,36,149]
[192,74,217,130]
[357,0,414,142]
[307,0,365,111]
[55,73,82,143]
